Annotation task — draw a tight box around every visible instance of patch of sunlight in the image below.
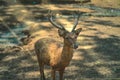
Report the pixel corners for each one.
[34,30,49,36]
[42,4,59,10]
[23,21,35,25]
[24,69,50,78]
[58,19,73,31]
[76,8,94,13]
[8,4,35,24]
[72,56,84,60]
[24,71,40,78]
[0,66,8,72]
[97,34,110,39]
[58,19,72,25]
[20,9,28,13]
[114,42,120,46]
[80,45,96,50]
[30,23,40,29]
[82,30,98,37]
[77,36,84,41]
[67,65,80,71]
[96,67,112,76]
[84,62,95,67]
[66,66,80,76]
[2,56,18,62]
[73,52,84,60]
[19,61,33,68]
[44,69,51,73]
[40,22,51,27]
[9,4,23,7]
[84,60,120,67]
[18,15,33,22]
[31,55,37,61]
[4,12,13,15]
[42,4,95,13]
[84,59,105,67]
[58,19,78,32]
[6,8,15,12]
[94,59,107,64]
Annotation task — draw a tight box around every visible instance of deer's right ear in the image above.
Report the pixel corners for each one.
[58,29,65,37]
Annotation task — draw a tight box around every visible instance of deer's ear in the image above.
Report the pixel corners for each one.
[74,28,82,36]
[58,29,65,37]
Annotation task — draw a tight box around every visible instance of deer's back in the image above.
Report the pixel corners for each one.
[35,38,63,66]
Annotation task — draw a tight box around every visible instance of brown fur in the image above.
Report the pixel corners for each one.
[35,38,73,70]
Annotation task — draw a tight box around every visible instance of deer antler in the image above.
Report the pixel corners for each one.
[48,10,65,30]
[71,11,81,32]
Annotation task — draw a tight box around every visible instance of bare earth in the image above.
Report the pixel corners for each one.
[0,3,120,80]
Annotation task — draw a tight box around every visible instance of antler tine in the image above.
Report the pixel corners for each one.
[48,10,65,30]
[71,11,80,32]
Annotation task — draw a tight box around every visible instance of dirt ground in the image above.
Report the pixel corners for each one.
[0,2,120,80]
[91,0,120,9]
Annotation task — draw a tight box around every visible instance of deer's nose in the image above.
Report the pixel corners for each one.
[73,43,78,49]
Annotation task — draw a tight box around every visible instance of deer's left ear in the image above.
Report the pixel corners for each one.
[74,28,82,36]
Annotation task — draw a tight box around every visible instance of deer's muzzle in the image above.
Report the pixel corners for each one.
[73,43,78,49]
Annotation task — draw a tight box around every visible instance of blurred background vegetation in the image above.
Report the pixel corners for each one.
[0,0,120,8]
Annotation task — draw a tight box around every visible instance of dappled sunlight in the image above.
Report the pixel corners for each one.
[41,4,95,13]
[24,21,37,26]
[82,17,120,36]
[19,60,34,68]
[34,30,50,37]
[0,66,9,72]
[0,1,120,80]
[2,55,18,62]
[80,45,96,50]
[96,67,112,76]
[73,51,84,60]
[83,59,120,67]
[66,65,80,72]
[30,55,37,62]
[96,33,111,39]
[58,18,75,31]
[24,71,40,78]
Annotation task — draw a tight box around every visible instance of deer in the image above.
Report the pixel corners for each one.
[34,11,82,80]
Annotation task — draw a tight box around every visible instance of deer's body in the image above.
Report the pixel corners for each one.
[35,38,73,70]
[35,11,82,80]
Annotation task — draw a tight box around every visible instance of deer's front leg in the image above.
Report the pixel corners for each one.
[51,68,56,80]
[59,68,65,80]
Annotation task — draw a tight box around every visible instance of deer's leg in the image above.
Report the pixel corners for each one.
[51,67,56,80]
[59,68,65,80]
[39,64,45,80]
[36,54,45,80]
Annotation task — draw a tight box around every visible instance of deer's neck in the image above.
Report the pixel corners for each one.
[61,40,74,61]
[62,44,73,54]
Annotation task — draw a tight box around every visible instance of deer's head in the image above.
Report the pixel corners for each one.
[48,11,82,49]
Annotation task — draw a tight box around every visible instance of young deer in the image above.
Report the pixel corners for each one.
[34,11,82,80]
